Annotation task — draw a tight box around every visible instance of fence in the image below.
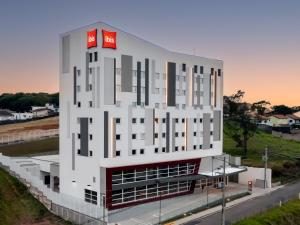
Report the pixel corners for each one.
[0,129,58,145]
[0,154,106,225]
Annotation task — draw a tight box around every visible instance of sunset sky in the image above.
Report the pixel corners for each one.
[0,0,299,106]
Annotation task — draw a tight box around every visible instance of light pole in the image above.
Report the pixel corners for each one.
[263,146,268,189]
[221,156,226,225]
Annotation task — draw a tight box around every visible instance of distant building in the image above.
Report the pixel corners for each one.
[12,112,33,120]
[294,111,300,118]
[32,108,51,118]
[32,103,59,113]
[267,115,289,127]
[287,114,300,126]
[0,109,14,121]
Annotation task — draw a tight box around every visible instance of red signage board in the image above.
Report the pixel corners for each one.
[87,29,97,49]
[102,29,117,49]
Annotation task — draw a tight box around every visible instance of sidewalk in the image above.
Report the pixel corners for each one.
[108,183,249,225]
[174,185,284,225]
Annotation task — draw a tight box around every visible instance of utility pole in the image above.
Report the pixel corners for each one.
[264,146,268,189]
[221,156,226,225]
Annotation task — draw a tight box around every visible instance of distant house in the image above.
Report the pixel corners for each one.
[31,103,59,115]
[287,114,300,126]
[0,110,14,121]
[267,115,289,127]
[294,111,300,118]
[12,112,33,120]
[32,108,51,118]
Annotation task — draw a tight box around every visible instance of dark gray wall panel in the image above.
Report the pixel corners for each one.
[172,118,176,152]
[213,110,221,141]
[73,67,77,105]
[203,113,211,149]
[80,118,89,156]
[167,62,176,106]
[104,57,116,105]
[104,111,109,158]
[72,133,75,170]
[203,74,211,106]
[166,112,170,152]
[62,35,70,73]
[137,61,141,105]
[86,52,90,92]
[121,55,133,92]
[197,75,201,107]
[145,58,149,105]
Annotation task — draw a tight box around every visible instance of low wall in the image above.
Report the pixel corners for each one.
[238,166,272,188]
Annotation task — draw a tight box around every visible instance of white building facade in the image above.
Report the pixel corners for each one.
[59,22,223,210]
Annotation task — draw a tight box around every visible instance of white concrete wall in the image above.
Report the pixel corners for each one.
[238,166,272,188]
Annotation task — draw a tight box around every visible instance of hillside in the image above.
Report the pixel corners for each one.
[234,199,300,225]
[224,120,300,182]
[0,168,70,225]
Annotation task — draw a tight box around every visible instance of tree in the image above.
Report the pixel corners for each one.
[224,90,257,157]
[272,105,293,115]
[251,100,270,115]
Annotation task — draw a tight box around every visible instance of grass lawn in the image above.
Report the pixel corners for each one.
[233,199,300,225]
[0,167,70,225]
[0,137,58,156]
[224,120,300,182]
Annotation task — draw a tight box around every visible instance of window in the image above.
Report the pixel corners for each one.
[155,118,159,123]
[89,101,93,107]
[132,149,136,155]
[89,84,92,91]
[155,133,158,138]
[175,146,179,151]
[89,151,93,156]
[200,66,204,74]
[200,145,202,149]
[132,118,136,123]
[182,63,186,72]
[77,134,81,139]
[210,144,213,148]
[132,134,136,139]
[210,131,213,135]
[84,189,97,205]
[77,149,81,154]
[175,132,179,137]
[140,149,144,154]
[210,119,213,123]
[140,118,144,123]
[154,148,159,153]
[182,132,185,137]
[200,118,203,123]
[89,118,93,124]
[175,118,179,123]
[89,53,93,63]
[90,134,93,140]
[162,133,166,138]
[194,65,198,73]
[116,134,121,140]
[77,70,81,76]
[116,118,121,124]
[162,147,166,152]
[218,69,222,77]
[116,151,121,157]
[181,146,185,151]
[94,52,98,62]
[194,132,197,136]
[194,118,197,123]
[182,118,185,123]
[77,102,81,108]
[193,145,197,150]
[162,118,166,123]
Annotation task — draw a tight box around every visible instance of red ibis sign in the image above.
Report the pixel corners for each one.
[102,29,117,49]
[87,29,97,48]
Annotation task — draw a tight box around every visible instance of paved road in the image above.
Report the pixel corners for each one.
[183,181,300,225]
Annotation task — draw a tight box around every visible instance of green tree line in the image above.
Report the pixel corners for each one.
[0,93,59,112]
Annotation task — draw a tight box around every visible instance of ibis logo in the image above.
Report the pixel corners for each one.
[87,29,97,48]
[102,29,117,49]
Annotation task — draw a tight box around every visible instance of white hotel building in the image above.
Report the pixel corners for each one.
[59,22,223,210]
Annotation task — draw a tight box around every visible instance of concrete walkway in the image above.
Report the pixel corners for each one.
[175,185,284,225]
[108,183,249,225]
